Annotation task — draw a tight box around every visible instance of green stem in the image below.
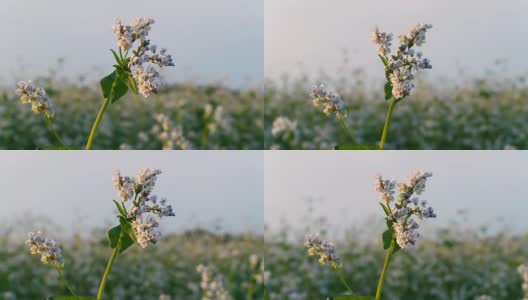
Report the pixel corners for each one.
[97,231,122,300]
[375,239,395,300]
[200,124,210,149]
[44,117,64,146]
[337,268,353,293]
[379,98,397,150]
[56,267,76,296]
[85,97,111,150]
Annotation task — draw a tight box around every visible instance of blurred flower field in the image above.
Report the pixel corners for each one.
[0,225,264,300]
[265,70,528,150]
[265,206,528,300]
[0,78,263,150]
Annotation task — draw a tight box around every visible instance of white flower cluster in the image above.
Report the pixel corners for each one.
[310,84,347,120]
[475,296,493,300]
[153,113,192,150]
[375,171,436,249]
[271,116,297,137]
[371,23,433,100]
[204,104,230,134]
[304,234,342,269]
[15,81,54,118]
[519,264,528,300]
[25,231,64,268]
[112,17,174,97]
[112,168,175,248]
[196,264,232,300]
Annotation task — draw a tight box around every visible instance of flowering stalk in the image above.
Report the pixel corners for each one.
[85,17,174,150]
[371,23,433,149]
[15,81,64,147]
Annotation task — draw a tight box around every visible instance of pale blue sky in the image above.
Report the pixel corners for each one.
[265,0,528,83]
[265,151,528,236]
[0,151,264,236]
[1,0,263,88]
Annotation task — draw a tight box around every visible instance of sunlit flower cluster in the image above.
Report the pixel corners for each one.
[310,84,347,120]
[25,231,64,268]
[271,116,297,137]
[375,171,436,249]
[519,264,528,300]
[153,113,192,150]
[304,234,342,269]
[196,264,232,300]
[112,17,174,97]
[112,168,175,248]
[371,23,433,100]
[15,81,54,118]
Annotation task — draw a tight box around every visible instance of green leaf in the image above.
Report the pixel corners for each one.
[110,49,123,66]
[382,229,393,250]
[378,54,389,66]
[379,203,391,216]
[112,200,128,217]
[384,81,393,100]
[334,144,379,150]
[47,296,95,300]
[328,296,375,300]
[100,70,129,104]
[39,146,83,150]
[107,224,135,254]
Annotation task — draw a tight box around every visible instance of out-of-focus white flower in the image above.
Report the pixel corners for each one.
[25,231,64,268]
[204,104,230,134]
[310,84,347,120]
[376,171,435,249]
[112,17,174,98]
[475,295,493,300]
[152,113,192,150]
[196,264,232,300]
[271,116,297,137]
[304,234,342,269]
[113,168,174,248]
[159,294,171,300]
[15,81,54,118]
[372,23,433,100]
[519,264,528,300]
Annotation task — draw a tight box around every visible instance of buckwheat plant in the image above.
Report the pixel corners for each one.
[371,23,433,149]
[519,264,528,300]
[304,171,435,300]
[25,231,76,296]
[25,168,174,300]
[15,81,64,146]
[85,17,174,149]
[374,171,435,299]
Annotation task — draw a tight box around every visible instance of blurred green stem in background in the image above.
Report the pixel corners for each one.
[337,268,354,294]
[56,267,76,296]
[338,118,358,145]
[44,117,64,146]
[379,98,397,150]
[85,97,111,150]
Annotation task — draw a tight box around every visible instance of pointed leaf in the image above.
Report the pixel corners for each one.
[110,49,123,66]
[100,70,128,104]
[378,54,389,66]
[112,200,128,217]
[107,224,135,254]
[382,229,393,250]
[379,203,391,216]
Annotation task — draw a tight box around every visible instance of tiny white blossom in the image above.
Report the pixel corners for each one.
[271,116,297,137]
[371,26,393,56]
[25,231,64,268]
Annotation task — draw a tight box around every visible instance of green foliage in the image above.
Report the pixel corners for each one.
[383,82,393,100]
[38,146,83,150]
[329,296,375,300]
[100,70,129,104]
[107,224,135,254]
